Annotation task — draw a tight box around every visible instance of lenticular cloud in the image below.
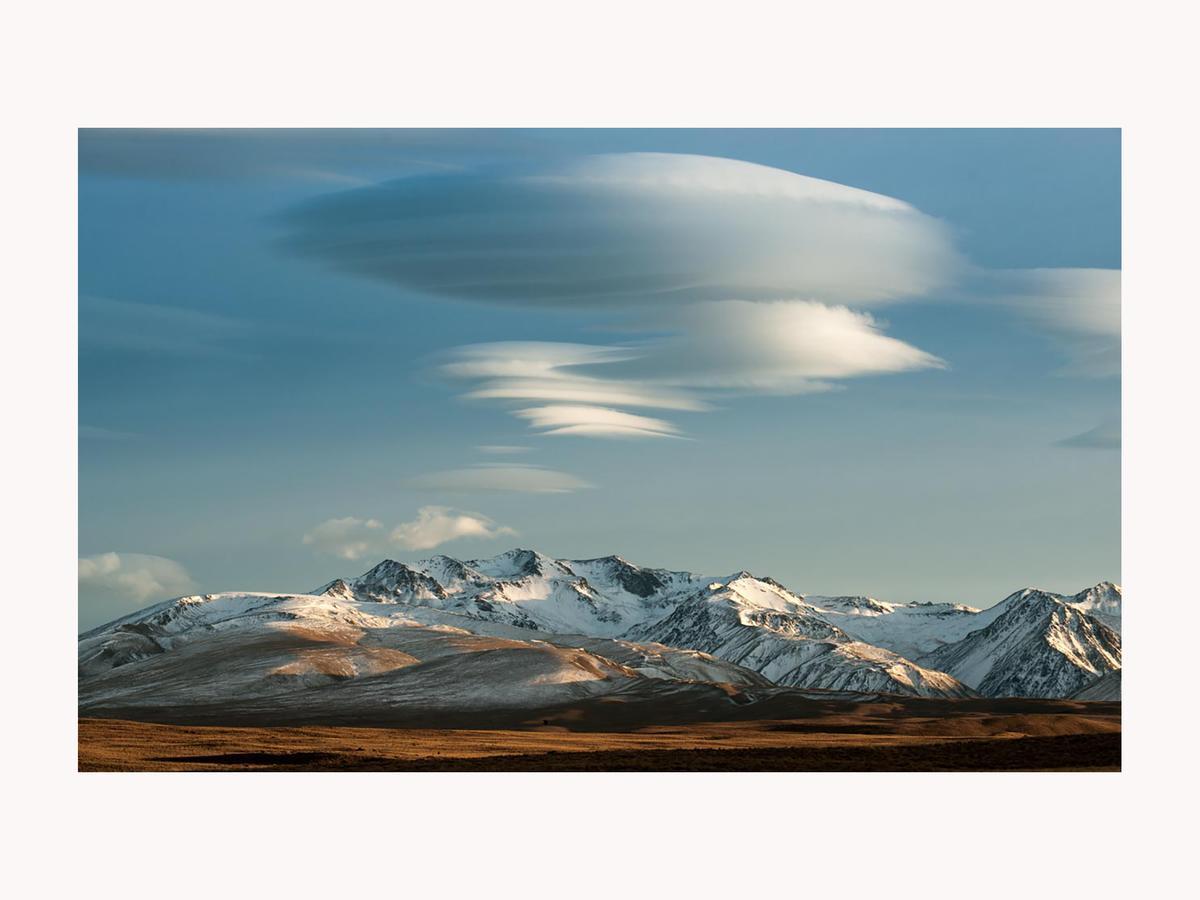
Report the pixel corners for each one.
[438,301,945,439]
[283,152,962,307]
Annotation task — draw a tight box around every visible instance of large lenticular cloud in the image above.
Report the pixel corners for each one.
[282,152,963,307]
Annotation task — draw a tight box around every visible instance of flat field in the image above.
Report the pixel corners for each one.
[79,697,1120,772]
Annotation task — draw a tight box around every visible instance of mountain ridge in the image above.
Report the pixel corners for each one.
[79,549,1121,715]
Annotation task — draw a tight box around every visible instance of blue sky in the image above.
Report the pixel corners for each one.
[78,129,1119,628]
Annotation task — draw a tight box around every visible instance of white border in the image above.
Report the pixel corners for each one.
[6,1,1196,896]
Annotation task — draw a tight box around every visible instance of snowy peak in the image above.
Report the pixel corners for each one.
[565,555,670,598]
[920,587,1121,698]
[807,595,898,616]
[313,578,355,602]
[416,554,490,591]
[717,572,820,616]
[343,559,448,603]
[1068,581,1122,632]
[464,547,571,580]
[988,582,1122,633]
[624,580,968,698]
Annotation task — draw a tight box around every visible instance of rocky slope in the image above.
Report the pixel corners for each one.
[1071,669,1122,701]
[624,574,972,697]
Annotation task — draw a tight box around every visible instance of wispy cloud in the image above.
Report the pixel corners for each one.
[79,424,138,441]
[303,507,515,558]
[80,295,251,358]
[79,129,483,183]
[407,464,592,493]
[302,517,385,560]
[476,444,532,455]
[986,268,1120,377]
[1058,419,1121,449]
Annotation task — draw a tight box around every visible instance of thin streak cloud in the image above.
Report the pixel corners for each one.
[407,464,593,493]
[1058,419,1121,449]
[513,405,683,439]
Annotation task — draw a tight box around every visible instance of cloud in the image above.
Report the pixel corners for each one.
[476,444,532,454]
[282,152,962,307]
[1058,419,1121,449]
[513,405,682,439]
[618,300,944,392]
[79,424,138,441]
[988,268,1120,377]
[80,295,250,358]
[79,552,196,605]
[440,301,943,438]
[441,342,706,411]
[390,506,516,551]
[79,128,483,182]
[407,464,592,493]
[302,517,385,560]
[304,508,515,557]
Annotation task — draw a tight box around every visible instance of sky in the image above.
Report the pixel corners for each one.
[78,129,1120,629]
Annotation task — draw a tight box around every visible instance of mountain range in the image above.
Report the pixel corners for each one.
[78,549,1121,724]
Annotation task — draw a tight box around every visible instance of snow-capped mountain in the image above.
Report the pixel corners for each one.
[79,549,1122,717]
[78,588,777,725]
[313,553,973,697]
[919,588,1121,698]
[624,574,972,697]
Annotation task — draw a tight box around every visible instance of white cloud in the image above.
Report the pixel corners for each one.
[476,444,532,454]
[407,464,592,493]
[302,516,384,560]
[442,342,706,411]
[623,300,944,392]
[989,268,1121,377]
[390,506,516,551]
[304,508,516,557]
[441,301,943,439]
[1058,418,1121,449]
[79,552,195,604]
[513,405,682,439]
[284,152,962,307]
